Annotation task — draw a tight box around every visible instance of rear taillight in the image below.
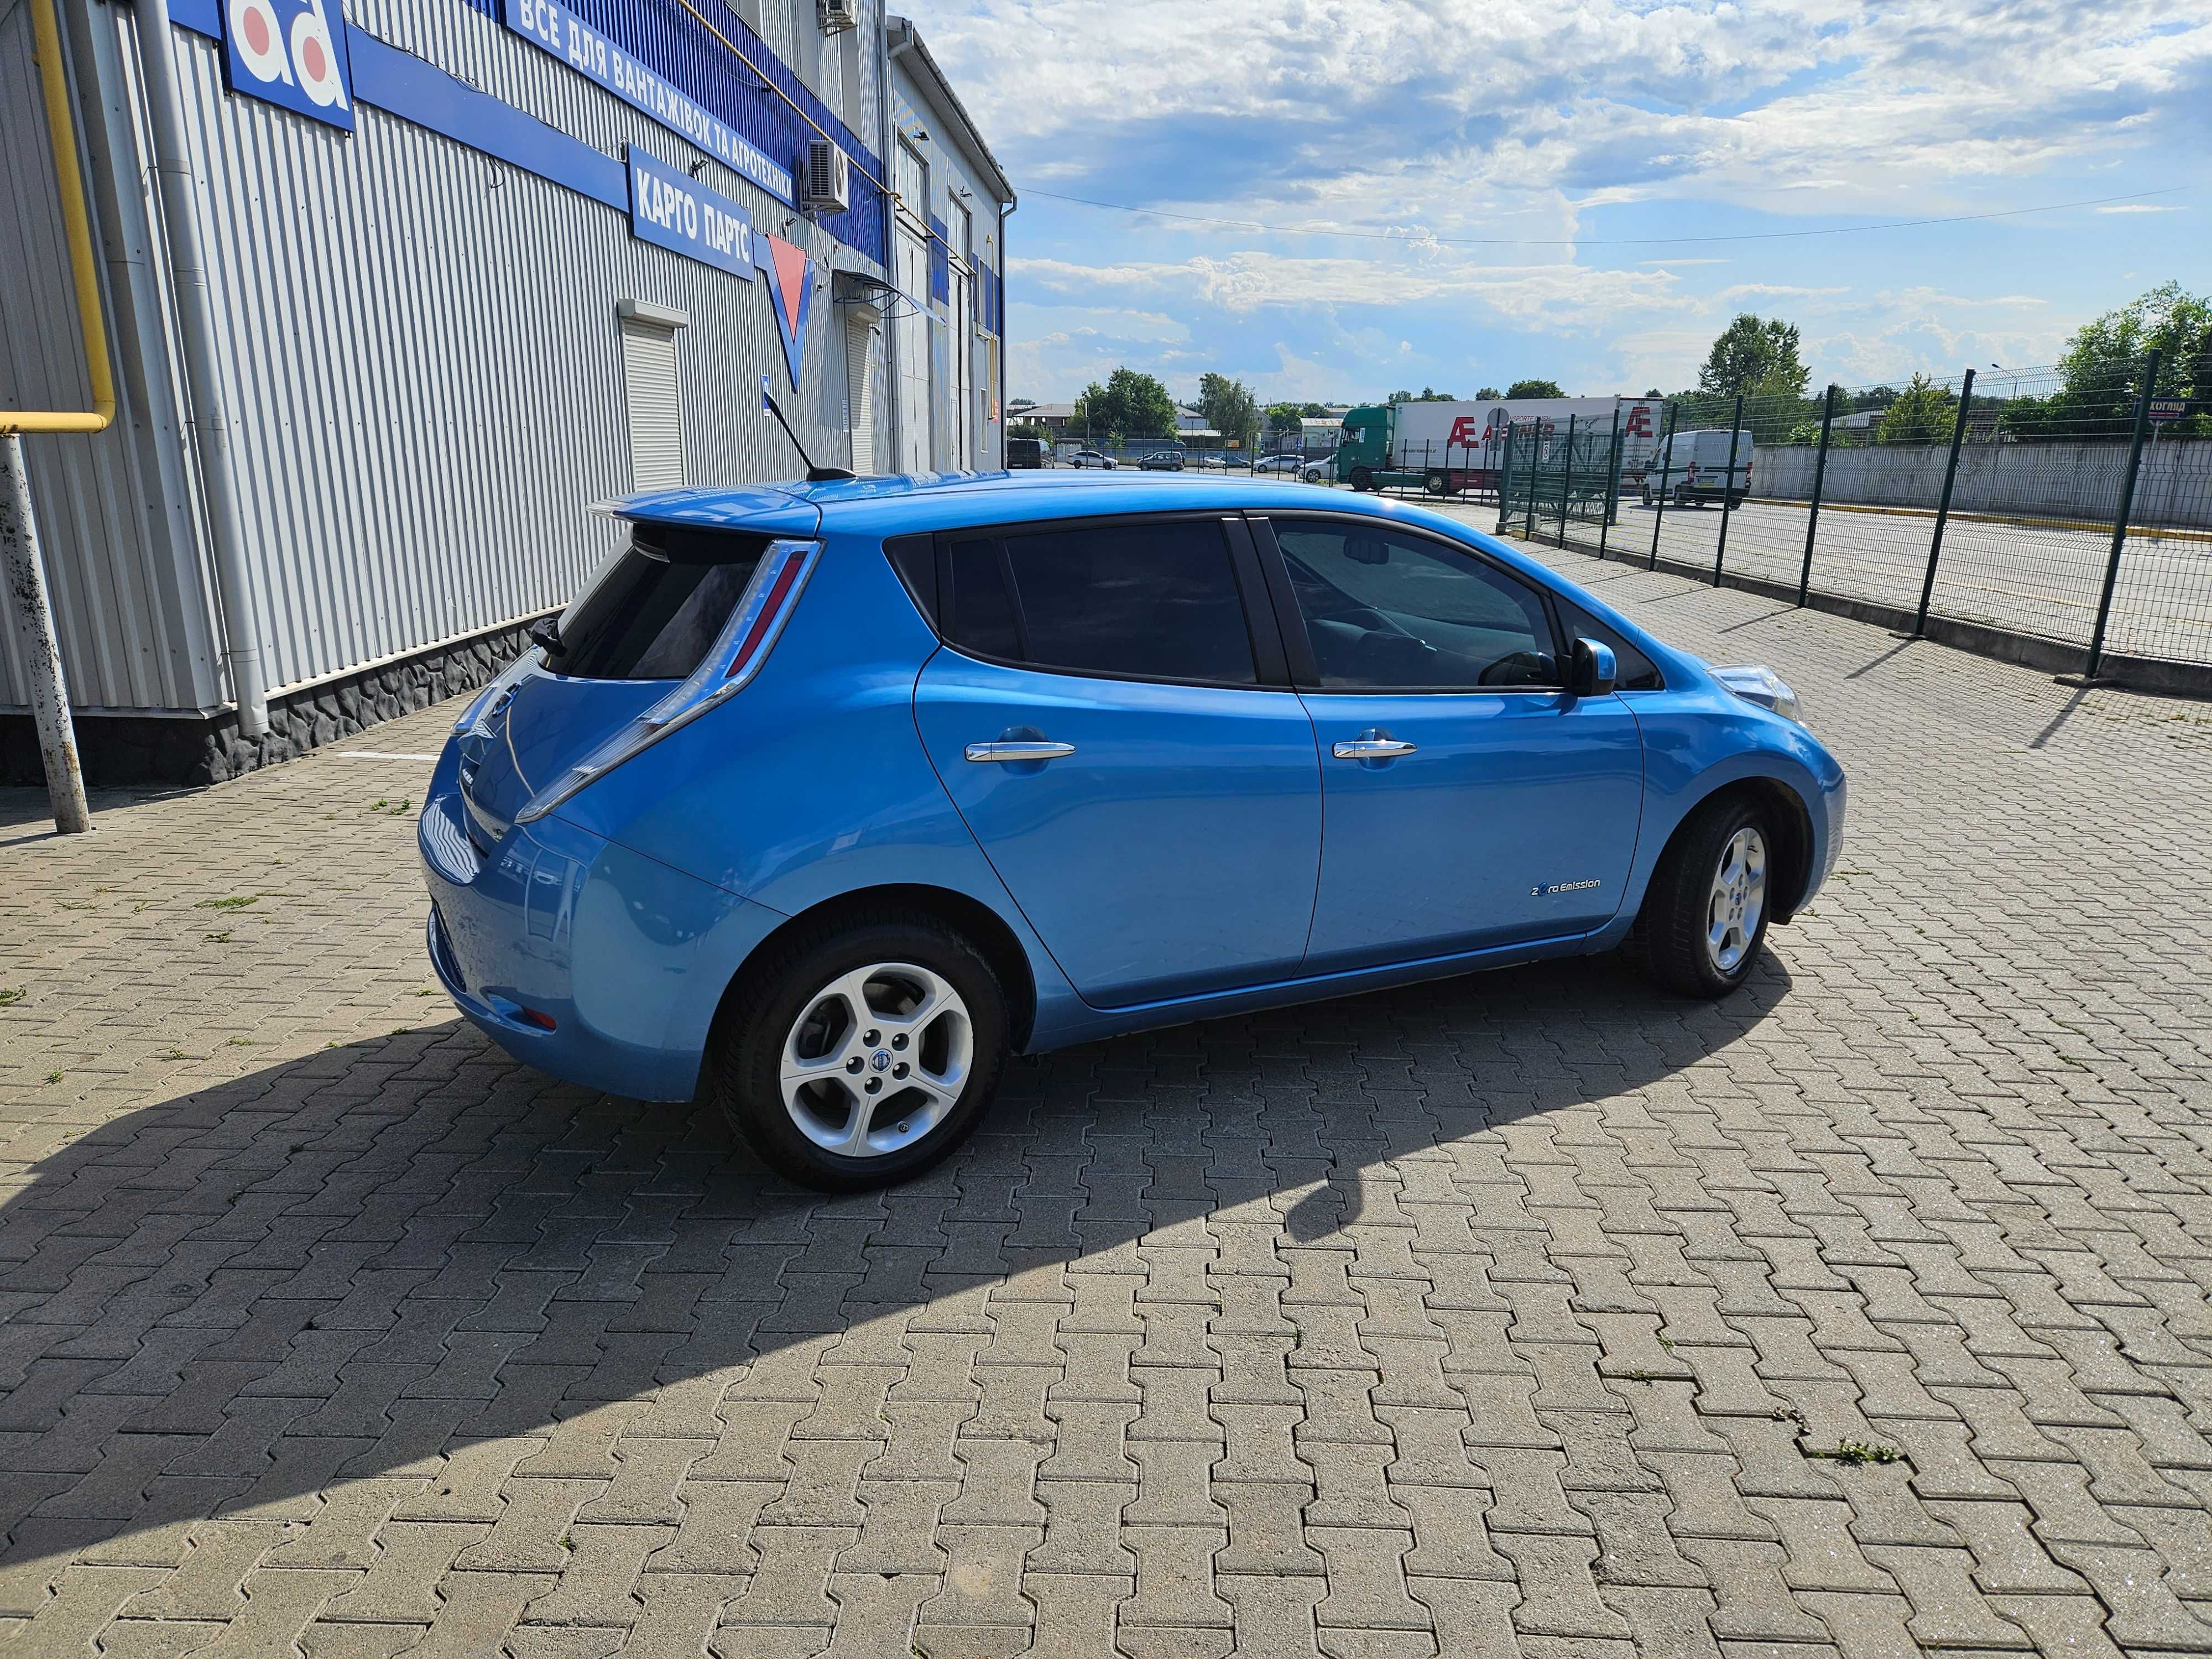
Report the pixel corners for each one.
[514,538,822,826]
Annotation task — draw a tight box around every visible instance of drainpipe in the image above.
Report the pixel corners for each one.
[997,195,1013,467]
[133,0,269,737]
[882,15,908,471]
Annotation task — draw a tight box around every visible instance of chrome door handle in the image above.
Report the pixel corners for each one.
[1332,737,1417,760]
[965,740,1076,763]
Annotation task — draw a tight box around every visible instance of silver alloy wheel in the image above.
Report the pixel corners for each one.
[780,962,973,1159]
[1705,826,1768,974]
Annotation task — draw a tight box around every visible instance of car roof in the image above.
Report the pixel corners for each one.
[619,470,1524,550]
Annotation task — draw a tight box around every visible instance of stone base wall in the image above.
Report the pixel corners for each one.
[2,615,547,789]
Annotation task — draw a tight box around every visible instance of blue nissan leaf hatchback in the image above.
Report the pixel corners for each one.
[422,474,1845,1190]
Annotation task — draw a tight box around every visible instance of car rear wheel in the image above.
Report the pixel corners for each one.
[1638,795,1773,998]
[716,913,1008,1190]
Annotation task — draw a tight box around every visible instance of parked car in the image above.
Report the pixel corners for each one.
[1006,437,1044,469]
[1138,450,1186,471]
[424,476,1845,1191]
[1067,449,1117,469]
[1195,454,1232,469]
[1641,428,1755,508]
[1253,453,1308,475]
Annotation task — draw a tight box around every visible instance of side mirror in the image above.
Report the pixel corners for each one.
[1569,637,1617,697]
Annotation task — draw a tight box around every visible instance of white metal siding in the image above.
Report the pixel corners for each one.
[621,320,685,490]
[1,0,222,713]
[7,0,896,711]
[845,312,875,474]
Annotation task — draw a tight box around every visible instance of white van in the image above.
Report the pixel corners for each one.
[1641,429,1755,508]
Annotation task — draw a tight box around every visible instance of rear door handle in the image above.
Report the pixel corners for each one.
[1332,735,1417,760]
[965,740,1076,763]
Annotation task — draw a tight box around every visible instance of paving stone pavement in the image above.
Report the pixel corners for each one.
[3,544,2211,1658]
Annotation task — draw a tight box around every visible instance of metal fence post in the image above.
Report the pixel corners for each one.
[1557,415,1577,546]
[1525,424,1540,539]
[1598,405,1621,560]
[2085,350,2162,679]
[1914,367,1976,637]
[1495,423,1516,535]
[1,436,93,834]
[1648,401,1678,570]
[1798,383,1837,606]
[1712,394,1744,587]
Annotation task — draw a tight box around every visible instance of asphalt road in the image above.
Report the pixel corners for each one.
[1436,495,2212,669]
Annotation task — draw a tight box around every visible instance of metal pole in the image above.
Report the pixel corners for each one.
[1495,421,1515,536]
[1798,383,1837,606]
[135,0,268,737]
[2085,351,2162,680]
[1598,405,1621,560]
[1914,367,1976,637]
[1648,401,1678,570]
[1713,394,1744,587]
[1525,425,1540,539]
[2,436,92,833]
[1557,415,1577,547]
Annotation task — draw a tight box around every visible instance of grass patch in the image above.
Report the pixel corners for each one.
[196,895,260,911]
[1806,1438,1902,1467]
[0,987,23,1007]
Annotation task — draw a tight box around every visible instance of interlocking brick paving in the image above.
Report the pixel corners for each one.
[3,544,2209,1657]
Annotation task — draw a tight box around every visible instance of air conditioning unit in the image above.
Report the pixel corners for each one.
[804,138,851,215]
[817,0,858,33]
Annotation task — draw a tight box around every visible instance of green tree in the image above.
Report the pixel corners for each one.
[1072,367,1177,448]
[1876,373,1957,445]
[1265,402,1306,442]
[1301,402,1329,418]
[2033,281,2212,439]
[1007,420,1051,444]
[1505,379,1564,399]
[1197,372,1261,452]
[1696,315,1809,401]
[1475,387,1502,400]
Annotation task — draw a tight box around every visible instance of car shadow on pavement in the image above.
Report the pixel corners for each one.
[0,947,1789,1590]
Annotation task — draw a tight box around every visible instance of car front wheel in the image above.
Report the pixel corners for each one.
[716,912,1009,1190]
[1638,796,1773,998]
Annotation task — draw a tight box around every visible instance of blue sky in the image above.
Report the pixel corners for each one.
[907,0,2210,405]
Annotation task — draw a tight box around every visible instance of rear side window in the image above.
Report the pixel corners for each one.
[943,520,1258,685]
[1556,599,1665,691]
[551,524,766,680]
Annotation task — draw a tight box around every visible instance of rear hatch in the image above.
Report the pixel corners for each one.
[456,518,794,850]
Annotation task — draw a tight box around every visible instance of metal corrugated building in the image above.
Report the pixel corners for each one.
[1,0,1010,782]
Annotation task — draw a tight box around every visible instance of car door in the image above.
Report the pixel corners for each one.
[911,514,1322,1008]
[1253,515,1645,973]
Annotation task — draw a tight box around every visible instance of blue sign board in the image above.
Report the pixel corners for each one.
[627,148,755,282]
[221,0,356,130]
[506,0,794,206]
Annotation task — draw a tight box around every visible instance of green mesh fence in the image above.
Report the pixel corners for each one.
[1487,353,2212,680]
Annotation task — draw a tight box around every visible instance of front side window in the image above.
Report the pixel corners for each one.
[1269,520,1558,691]
[943,520,1258,685]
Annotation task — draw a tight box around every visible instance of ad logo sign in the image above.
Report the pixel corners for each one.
[224,0,354,130]
[627,148,755,283]
[759,232,813,390]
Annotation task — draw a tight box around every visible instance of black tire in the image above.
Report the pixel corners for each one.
[1424,471,1449,497]
[1641,487,1654,507]
[714,911,1009,1191]
[1637,794,1775,999]
[1350,467,1374,492]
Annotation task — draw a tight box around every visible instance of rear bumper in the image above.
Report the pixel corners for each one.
[419,758,785,1102]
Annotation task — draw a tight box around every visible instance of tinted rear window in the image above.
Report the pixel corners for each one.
[551,524,767,680]
[998,521,1256,684]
